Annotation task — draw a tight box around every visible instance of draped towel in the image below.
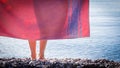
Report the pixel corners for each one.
[0,0,90,40]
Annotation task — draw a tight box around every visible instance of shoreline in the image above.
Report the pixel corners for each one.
[0,58,120,68]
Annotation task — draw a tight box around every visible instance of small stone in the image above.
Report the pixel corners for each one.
[0,58,120,68]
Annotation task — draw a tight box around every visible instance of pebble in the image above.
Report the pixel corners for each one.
[0,58,120,68]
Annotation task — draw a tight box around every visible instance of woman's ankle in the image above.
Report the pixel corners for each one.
[31,54,36,60]
[39,54,45,59]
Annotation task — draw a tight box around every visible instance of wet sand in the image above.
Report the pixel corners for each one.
[0,58,120,68]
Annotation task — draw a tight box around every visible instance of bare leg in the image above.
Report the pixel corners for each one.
[28,40,36,60]
[39,40,47,59]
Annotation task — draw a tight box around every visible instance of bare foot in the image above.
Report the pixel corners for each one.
[38,54,45,60]
[31,54,36,60]
[39,56,46,61]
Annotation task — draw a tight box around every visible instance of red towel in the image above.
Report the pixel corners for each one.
[0,0,89,40]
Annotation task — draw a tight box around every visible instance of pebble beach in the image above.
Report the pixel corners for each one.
[0,58,120,68]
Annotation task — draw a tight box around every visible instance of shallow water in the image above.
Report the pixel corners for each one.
[0,0,120,62]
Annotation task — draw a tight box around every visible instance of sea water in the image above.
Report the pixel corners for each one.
[0,0,120,62]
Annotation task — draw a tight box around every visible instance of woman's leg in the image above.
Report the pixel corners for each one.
[39,40,47,59]
[28,40,36,60]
